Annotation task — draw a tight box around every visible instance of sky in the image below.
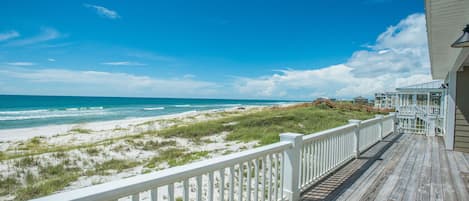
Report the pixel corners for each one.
[0,0,431,100]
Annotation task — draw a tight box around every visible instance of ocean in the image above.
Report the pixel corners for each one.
[0,95,295,130]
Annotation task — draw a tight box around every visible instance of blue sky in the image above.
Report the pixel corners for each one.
[0,0,430,100]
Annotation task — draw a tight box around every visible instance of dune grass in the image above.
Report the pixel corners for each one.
[155,104,378,145]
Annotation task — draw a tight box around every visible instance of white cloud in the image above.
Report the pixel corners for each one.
[0,30,19,41]
[5,62,35,66]
[233,13,432,99]
[5,27,61,46]
[0,68,220,98]
[48,58,56,62]
[84,4,120,19]
[101,61,146,66]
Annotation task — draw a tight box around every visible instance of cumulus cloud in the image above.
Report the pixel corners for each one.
[233,13,432,99]
[0,67,220,98]
[101,61,146,66]
[84,4,120,19]
[0,30,19,41]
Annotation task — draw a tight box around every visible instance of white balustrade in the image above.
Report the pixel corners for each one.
[32,113,396,201]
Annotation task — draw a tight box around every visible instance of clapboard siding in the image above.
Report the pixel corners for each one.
[455,67,469,152]
[456,126,469,132]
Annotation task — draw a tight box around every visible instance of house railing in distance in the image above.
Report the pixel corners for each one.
[32,113,396,201]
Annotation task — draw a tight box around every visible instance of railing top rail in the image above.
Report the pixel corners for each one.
[302,123,355,143]
[32,141,292,201]
[361,117,381,127]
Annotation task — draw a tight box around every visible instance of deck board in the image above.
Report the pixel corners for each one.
[300,133,469,201]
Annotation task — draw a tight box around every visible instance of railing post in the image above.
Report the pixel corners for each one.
[280,132,303,201]
[375,115,384,140]
[389,112,397,134]
[349,120,361,158]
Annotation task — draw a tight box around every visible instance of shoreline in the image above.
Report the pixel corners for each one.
[0,105,270,142]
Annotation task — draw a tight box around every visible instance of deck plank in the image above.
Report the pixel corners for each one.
[438,137,457,201]
[388,135,422,201]
[403,135,427,201]
[415,136,432,201]
[335,138,401,201]
[375,135,419,200]
[430,137,444,201]
[300,133,469,201]
[355,134,414,201]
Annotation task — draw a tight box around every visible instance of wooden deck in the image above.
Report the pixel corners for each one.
[300,133,469,201]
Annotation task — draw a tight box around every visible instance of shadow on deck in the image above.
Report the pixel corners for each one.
[301,133,469,201]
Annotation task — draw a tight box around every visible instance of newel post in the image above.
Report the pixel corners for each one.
[389,112,397,134]
[349,120,361,158]
[280,132,303,201]
[375,115,384,140]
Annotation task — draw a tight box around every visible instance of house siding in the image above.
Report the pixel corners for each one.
[455,66,469,152]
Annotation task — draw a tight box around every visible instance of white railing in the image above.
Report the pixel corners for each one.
[300,124,356,190]
[32,113,396,201]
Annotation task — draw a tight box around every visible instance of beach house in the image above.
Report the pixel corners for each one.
[32,0,469,200]
[373,92,397,110]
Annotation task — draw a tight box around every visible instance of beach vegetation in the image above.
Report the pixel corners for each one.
[85,147,100,156]
[155,104,376,145]
[0,176,18,196]
[145,148,209,168]
[70,128,93,134]
[142,140,177,151]
[93,159,139,175]
[14,156,39,168]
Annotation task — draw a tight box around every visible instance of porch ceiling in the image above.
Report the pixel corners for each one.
[425,0,469,79]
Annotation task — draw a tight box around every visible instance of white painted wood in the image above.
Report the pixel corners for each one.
[280,133,303,201]
[196,176,202,201]
[229,166,234,201]
[446,71,456,150]
[208,172,214,201]
[182,180,188,201]
[349,119,361,158]
[168,183,174,201]
[219,169,225,201]
[151,188,158,201]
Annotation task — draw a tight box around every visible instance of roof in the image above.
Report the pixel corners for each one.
[354,96,368,100]
[425,0,469,79]
[396,80,445,92]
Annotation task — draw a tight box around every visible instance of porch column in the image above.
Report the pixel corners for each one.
[445,71,456,150]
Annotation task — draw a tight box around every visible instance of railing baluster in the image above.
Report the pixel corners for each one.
[238,163,243,201]
[183,179,189,201]
[219,169,225,201]
[280,152,284,201]
[262,156,266,201]
[247,160,252,201]
[303,144,311,185]
[274,153,278,201]
[254,159,259,201]
[268,154,272,201]
[208,172,214,201]
[197,176,202,201]
[132,193,139,201]
[229,166,235,201]
[168,183,174,201]
[151,188,158,201]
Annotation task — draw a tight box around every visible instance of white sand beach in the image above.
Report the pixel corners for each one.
[0,104,299,200]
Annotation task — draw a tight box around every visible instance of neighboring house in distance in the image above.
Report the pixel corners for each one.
[374,92,397,109]
[353,96,369,105]
[395,80,445,136]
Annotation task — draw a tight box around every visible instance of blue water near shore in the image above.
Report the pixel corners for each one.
[0,95,296,130]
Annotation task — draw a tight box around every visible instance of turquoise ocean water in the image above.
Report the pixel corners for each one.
[0,95,295,130]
